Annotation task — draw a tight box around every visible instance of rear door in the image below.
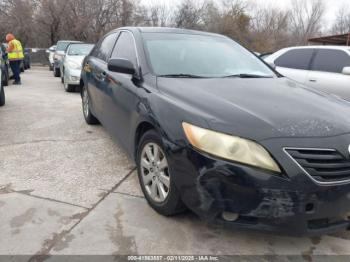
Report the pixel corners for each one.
[84,33,119,120]
[274,49,315,84]
[308,49,350,100]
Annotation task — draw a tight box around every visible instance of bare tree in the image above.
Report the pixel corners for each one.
[331,5,350,34]
[249,5,291,52]
[289,0,325,45]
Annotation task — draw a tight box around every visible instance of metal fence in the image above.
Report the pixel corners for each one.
[27,48,50,66]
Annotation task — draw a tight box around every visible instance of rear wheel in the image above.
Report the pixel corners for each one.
[82,85,99,125]
[137,130,186,216]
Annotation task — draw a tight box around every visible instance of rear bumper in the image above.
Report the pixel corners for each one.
[168,146,350,236]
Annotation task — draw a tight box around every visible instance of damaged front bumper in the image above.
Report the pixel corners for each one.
[169,146,350,236]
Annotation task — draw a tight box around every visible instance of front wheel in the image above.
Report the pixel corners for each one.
[82,85,99,125]
[137,130,186,216]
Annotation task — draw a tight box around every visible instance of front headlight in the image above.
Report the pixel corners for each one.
[67,60,81,70]
[183,123,281,173]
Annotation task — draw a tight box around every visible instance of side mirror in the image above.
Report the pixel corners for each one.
[342,67,350,75]
[108,58,136,75]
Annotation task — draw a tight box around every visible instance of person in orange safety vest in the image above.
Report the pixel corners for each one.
[6,33,24,85]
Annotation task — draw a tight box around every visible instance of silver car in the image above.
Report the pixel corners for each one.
[265,46,350,100]
[61,43,94,92]
[53,40,81,78]
[47,45,56,71]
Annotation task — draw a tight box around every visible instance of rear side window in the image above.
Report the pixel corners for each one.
[275,49,314,70]
[111,32,138,66]
[311,49,350,73]
[95,33,118,62]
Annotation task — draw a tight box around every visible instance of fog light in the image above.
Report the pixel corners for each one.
[222,212,239,222]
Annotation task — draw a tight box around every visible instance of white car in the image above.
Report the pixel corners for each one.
[265,46,350,100]
[47,45,56,71]
[61,43,94,92]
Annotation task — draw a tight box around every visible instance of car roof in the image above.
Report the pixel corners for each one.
[113,27,226,38]
[281,45,350,51]
[57,40,82,44]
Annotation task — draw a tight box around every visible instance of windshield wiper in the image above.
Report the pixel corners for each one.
[223,74,273,79]
[158,74,206,79]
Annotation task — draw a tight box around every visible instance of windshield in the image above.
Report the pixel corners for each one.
[143,33,275,78]
[68,44,94,56]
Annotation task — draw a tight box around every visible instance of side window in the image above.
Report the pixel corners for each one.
[111,32,138,66]
[275,49,314,70]
[95,33,118,62]
[312,49,350,73]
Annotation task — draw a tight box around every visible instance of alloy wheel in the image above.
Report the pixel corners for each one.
[140,143,170,203]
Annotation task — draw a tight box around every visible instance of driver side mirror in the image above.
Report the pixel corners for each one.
[108,58,136,75]
[342,67,350,75]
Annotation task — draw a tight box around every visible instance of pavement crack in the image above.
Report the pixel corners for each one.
[113,192,145,199]
[28,167,136,261]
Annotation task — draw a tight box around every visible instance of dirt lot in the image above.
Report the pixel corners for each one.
[1,67,350,259]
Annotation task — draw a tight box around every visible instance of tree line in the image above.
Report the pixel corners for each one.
[0,0,349,52]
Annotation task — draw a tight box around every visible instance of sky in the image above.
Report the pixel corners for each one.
[141,0,350,29]
[254,0,349,25]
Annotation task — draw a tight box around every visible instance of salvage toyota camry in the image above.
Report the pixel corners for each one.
[81,27,350,235]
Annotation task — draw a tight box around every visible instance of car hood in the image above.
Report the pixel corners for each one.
[157,77,350,141]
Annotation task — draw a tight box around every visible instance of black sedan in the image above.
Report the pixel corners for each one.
[81,27,350,235]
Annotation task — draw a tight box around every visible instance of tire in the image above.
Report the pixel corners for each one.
[82,84,99,125]
[2,69,8,87]
[54,67,60,77]
[137,130,186,216]
[0,84,5,107]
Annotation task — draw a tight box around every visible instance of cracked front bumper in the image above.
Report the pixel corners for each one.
[168,147,350,236]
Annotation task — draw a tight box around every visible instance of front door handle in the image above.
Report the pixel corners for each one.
[309,79,317,83]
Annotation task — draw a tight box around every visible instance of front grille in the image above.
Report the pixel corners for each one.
[285,148,350,184]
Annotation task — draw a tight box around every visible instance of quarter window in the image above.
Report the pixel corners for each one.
[95,33,118,62]
[111,32,137,66]
[275,49,314,70]
[311,49,350,73]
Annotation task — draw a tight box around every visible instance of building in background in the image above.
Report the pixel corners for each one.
[309,33,350,46]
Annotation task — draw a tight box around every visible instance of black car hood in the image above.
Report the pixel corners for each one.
[157,77,350,141]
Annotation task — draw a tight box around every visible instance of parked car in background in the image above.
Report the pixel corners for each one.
[53,40,81,77]
[62,43,94,92]
[23,48,31,70]
[265,46,350,100]
[260,52,273,60]
[0,67,5,106]
[81,27,350,235]
[0,43,9,86]
[47,45,56,71]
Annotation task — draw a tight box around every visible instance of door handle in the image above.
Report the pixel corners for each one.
[309,79,317,83]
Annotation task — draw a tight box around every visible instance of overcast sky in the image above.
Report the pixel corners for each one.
[142,0,349,29]
[252,0,349,24]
